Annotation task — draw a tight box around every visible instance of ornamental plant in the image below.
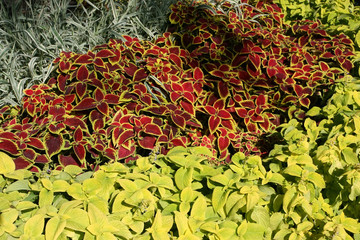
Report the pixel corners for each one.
[0,0,355,171]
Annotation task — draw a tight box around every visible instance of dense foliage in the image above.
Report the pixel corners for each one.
[2,75,360,238]
[0,0,355,172]
[1,0,360,239]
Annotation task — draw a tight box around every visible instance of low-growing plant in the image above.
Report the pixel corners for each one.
[1,138,360,239]
[0,0,355,171]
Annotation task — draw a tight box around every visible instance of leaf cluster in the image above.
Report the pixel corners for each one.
[0,0,356,172]
[1,122,360,239]
[0,0,176,107]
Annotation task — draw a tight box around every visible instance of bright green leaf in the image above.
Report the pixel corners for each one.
[24,214,45,237]
[307,172,326,189]
[39,188,54,207]
[296,221,313,232]
[45,216,66,240]
[190,195,207,221]
[175,167,193,190]
[212,187,230,214]
[342,147,358,164]
[283,164,302,178]
[67,183,86,200]
[250,206,270,228]
[174,211,189,235]
[52,180,70,192]
[0,152,15,174]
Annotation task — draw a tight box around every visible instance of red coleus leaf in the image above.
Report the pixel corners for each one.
[210,70,226,78]
[105,94,120,104]
[14,156,31,170]
[214,99,225,109]
[117,143,135,159]
[171,113,186,129]
[320,61,330,72]
[294,85,304,97]
[341,59,353,72]
[0,139,19,155]
[282,96,298,104]
[27,137,45,150]
[109,49,121,64]
[50,123,66,134]
[74,144,86,162]
[59,61,71,73]
[59,154,81,167]
[64,117,87,130]
[74,98,97,111]
[170,136,187,148]
[251,114,264,122]
[246,122,258,133]
[218,81,229,99]
[138,135,157,149]
[74,54,93,64]
[133,68,148,82]
[96,49,116,58]
[93,58,105,68]
[64,94,76,104]
[180,100,195,115]
[24,89,34,96]
[45,133,63,157]
[74,127,83,142]
[259,117,270,131]
[117,130,134,146]
[256,95,266,106]
[76,65,89,81]
[218,136,230,152]
[249,54,261,69]
[23,148,36,161]
[204,106,216,115]
[240,100,255,109]
[144,124,162,135]
[218,109,232,119]
[169,53,182,69]
[211,35,223,45]
[209,115,221,134]
[232,54,248,67]
[35,154,50,163]
[236,108,247,118]
[124,63,138,76]
[94,88,105,102]
[321,52,335,59]
[300,97,310,108]
[144,106,168,115]
[0,132,17,140]
[76,82,87,99]
[97,102,109,116]
[193,67,204,81]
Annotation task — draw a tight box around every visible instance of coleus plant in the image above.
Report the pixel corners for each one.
[0,0,355,171]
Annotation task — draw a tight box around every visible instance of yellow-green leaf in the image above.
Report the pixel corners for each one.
[0,152,15,174]
[67,183,86,200]
[83,178,102,196]
[307,172,326,189]
[283,164,302,177]
[41,178,53,191]
[24,214,45,237]
[39,188,54,207]
[45,216,66,240]
[53,180,70,192]
[65,208,89,231]
[212,187,230,214]
[190,195,207,221]
[174,167,193,190]
[174,211,189,235]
